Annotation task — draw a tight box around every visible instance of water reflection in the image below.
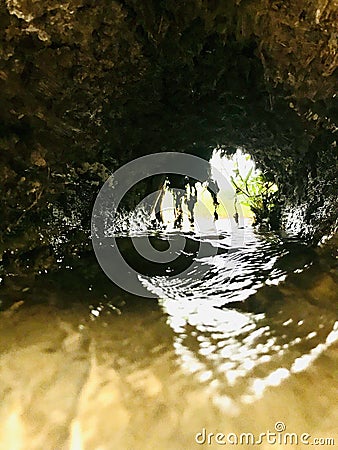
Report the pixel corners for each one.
[0,223,337,448]
[160,289,337,415]
[134,221,338,420]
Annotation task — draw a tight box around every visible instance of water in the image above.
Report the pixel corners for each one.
[0,222,337,449]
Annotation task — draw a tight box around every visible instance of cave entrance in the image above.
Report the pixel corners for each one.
[153,149,278,234]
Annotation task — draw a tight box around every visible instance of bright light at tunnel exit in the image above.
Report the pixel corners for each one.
[160,148,259,229]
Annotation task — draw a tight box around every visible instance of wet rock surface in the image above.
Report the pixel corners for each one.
[0,0,337,274]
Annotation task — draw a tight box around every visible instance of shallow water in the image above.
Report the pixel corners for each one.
[0,223,337,449]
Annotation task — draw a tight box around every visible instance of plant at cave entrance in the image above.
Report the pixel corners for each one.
[229,151,280,229]
[210,148,281,229]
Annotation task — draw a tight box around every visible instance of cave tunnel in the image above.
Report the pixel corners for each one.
[0,1,337,449]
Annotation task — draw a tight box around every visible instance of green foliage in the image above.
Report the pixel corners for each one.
[230,154,280,228]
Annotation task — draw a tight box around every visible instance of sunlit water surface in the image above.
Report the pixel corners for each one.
[0,222,337,450]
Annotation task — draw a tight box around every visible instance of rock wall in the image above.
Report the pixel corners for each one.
[0,0,337,274]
